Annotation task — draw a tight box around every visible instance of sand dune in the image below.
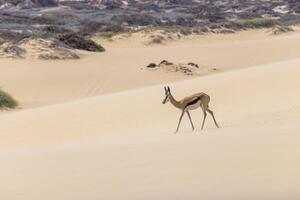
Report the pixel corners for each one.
[1,30,300,108]
[0,55,300,199]
[0,58,299,147]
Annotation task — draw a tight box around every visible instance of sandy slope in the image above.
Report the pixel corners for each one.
[0,57,300,199]
[1,30,300,108]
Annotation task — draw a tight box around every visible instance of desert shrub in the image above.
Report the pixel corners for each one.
[112,14,161,26]
[79,22,125,37]
[234,18,276,28]
[0,13,56,25]
[79,22,104,36]
[2,45,26,58]
[0,31,30,43]
[209,24,222,30]
[42,25,73,38]
[151,37,162,44]
[101,24,126,33]
[159,26,180,33]
[219,28,235,34]
[35,0,58,7]
[4,0,57,7]
[208,12,226,23]
[99,31,115,38]
[0,89,18,110]
[201,26,210,32]
[149,35,164,44]
[59,33,105,52]
[0,37,5,45]
[43,26,72,34]
[180,28,192,35]
[280,14,300,26]
[271,25,294,35]
[59,1,97,10]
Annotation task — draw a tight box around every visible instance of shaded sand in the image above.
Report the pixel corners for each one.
[0,57,300,199]
[1,29,300,108]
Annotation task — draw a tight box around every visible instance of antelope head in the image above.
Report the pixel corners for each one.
[162,86,171,104]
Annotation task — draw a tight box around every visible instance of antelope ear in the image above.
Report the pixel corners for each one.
[167,86,171,93]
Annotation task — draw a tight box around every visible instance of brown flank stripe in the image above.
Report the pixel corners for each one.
[185,97,201,109]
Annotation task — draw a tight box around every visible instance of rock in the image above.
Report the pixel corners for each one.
[146,60,215,76]
[160,60,173,65]
[147,63,157,68]
[188,62,199,68]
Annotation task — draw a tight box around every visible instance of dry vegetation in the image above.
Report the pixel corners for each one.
[0,88,18,110]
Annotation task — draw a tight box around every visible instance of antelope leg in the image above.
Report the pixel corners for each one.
[186,111,195,131]
[201,107,207,130]
[175,110,185,133]
[207,108,220,128]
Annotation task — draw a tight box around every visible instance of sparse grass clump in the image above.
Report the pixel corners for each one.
[0,89,18,110]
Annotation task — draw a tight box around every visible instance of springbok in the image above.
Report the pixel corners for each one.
[162,86,219,133]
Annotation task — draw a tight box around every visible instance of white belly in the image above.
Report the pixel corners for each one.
[186,100,201,110]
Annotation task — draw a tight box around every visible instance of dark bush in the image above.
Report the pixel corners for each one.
[59,33,105,52]
[0,89,18,110]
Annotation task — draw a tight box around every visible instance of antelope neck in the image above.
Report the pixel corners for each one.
[169,94,182,109]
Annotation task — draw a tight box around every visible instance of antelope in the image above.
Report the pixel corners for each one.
[162,86,219,133]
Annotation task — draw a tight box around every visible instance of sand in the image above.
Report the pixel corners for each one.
[0,29,300,199]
